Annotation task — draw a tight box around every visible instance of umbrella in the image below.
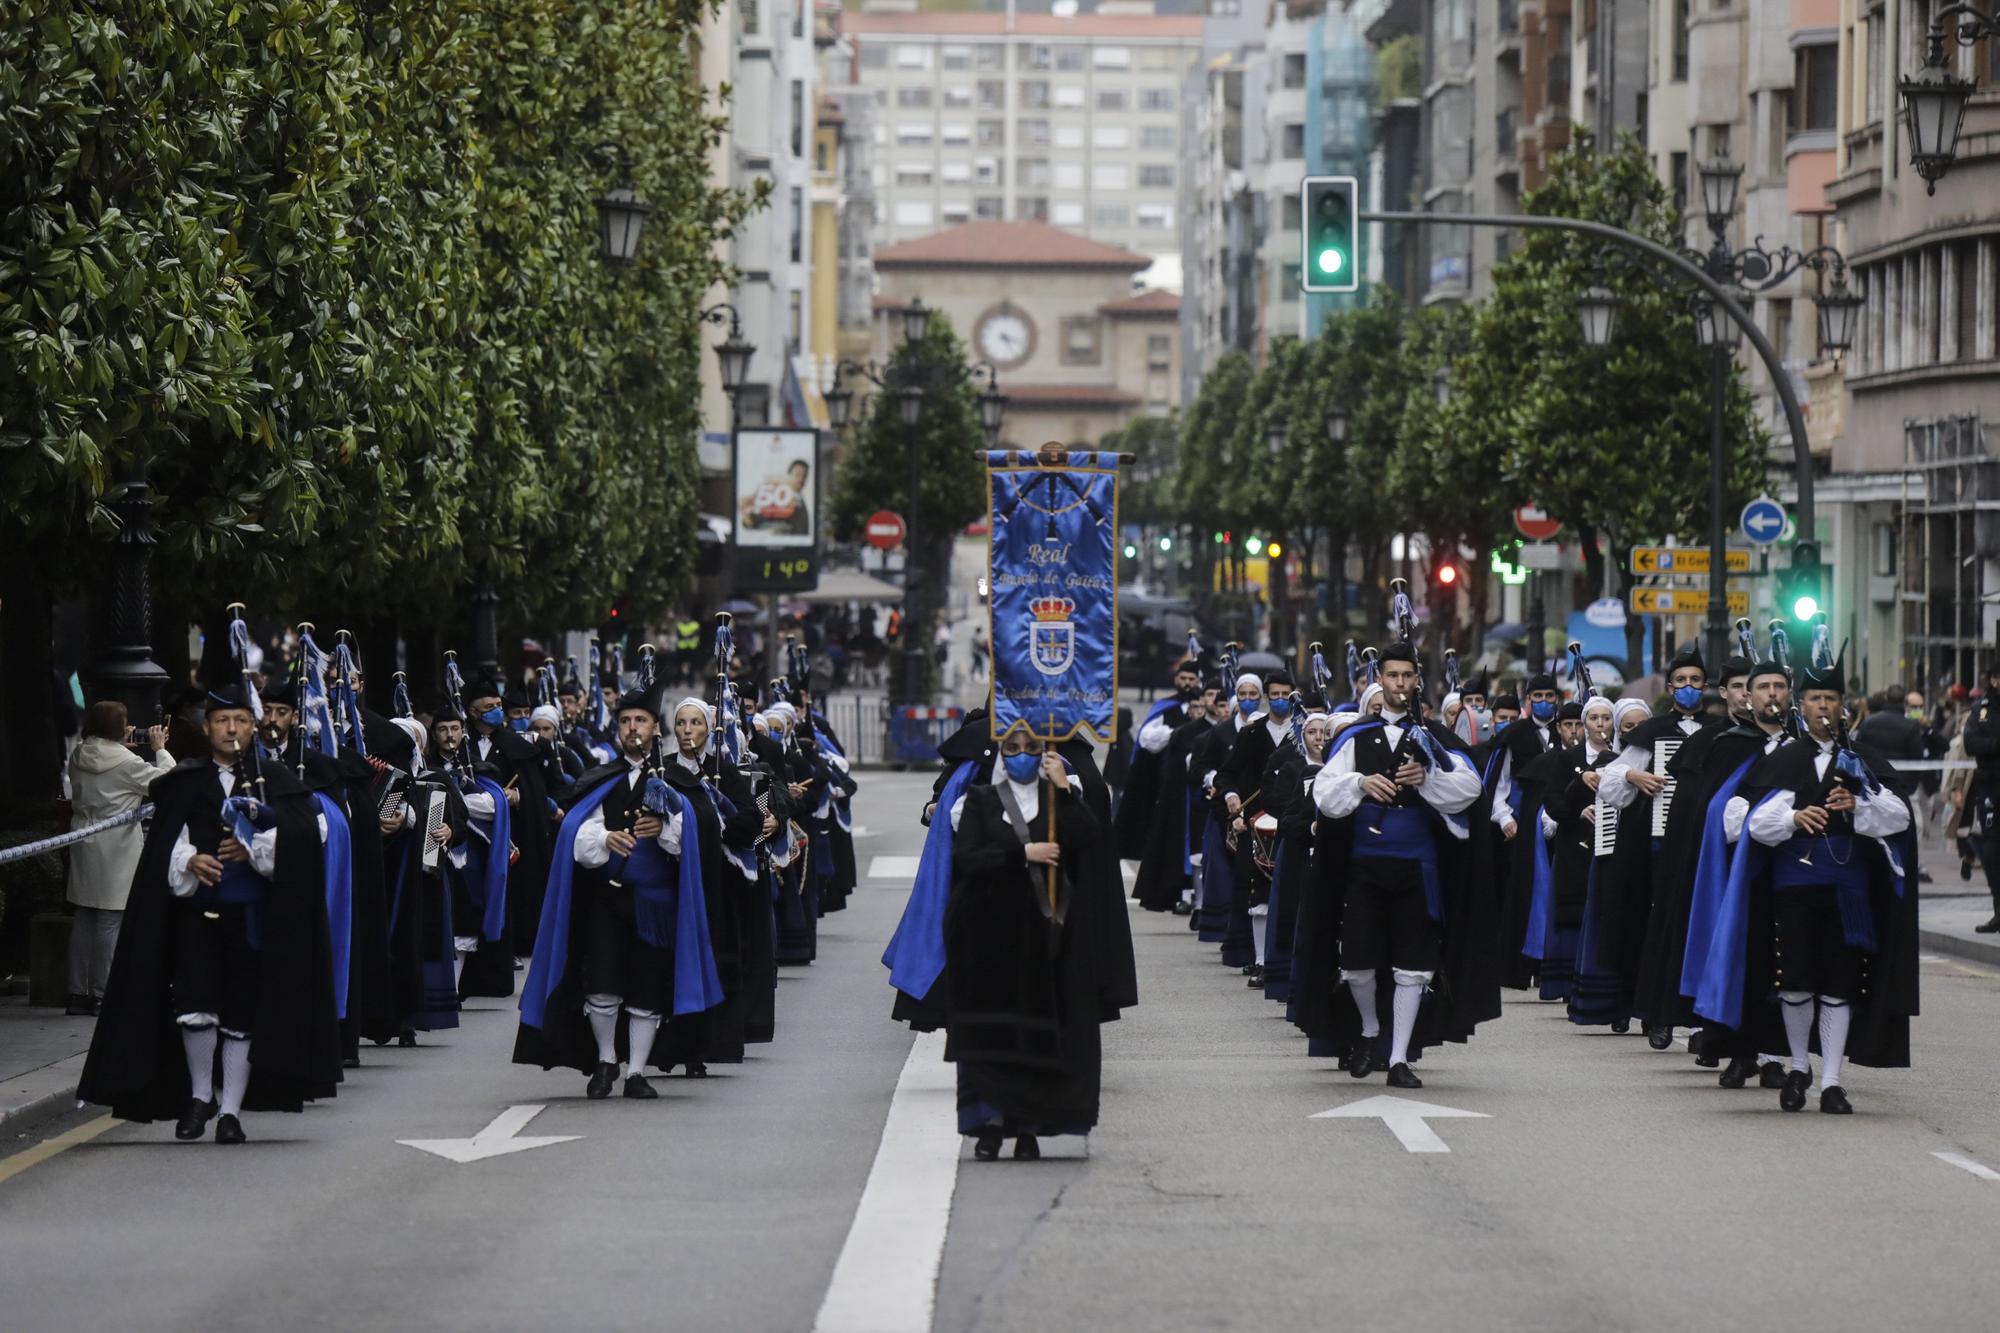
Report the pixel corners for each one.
[1237,650,1287,673]
[719,598,762,616]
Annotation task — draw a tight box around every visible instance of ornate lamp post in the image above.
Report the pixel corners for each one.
[1898,6,1993,192]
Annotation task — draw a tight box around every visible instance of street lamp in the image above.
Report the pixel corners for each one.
[1577,285,1620,349]
[901,296,932,345]
[896,383,925,427]
[1265,421,1287,456]
[1692,297,1743,350]
[1325,406,1349,444]
[1814,274,1864,356]
[1696,153,1743,235]
[1432,366,1451,406]
[1899,10,1987,193]
[976,365,1008,447]
[591,143,653,266]
[823,381,854,431]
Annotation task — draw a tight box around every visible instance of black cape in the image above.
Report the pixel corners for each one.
[1131,715,1211,911]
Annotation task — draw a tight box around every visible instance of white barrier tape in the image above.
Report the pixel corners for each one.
[1885,760,1980,773]
[0,804,155,865]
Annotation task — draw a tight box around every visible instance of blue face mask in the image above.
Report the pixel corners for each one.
[509,716,530,733]
[1492,719,1511,735]
[479,707,504,728]
[1238,697,1261,717]
[1673,684,1704,711]
[1268,697,1293,719]
[1530,699,1556,723]
[1003,751,1042,783]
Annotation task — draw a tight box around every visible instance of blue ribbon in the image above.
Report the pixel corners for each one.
[882,760,977,1001]
[314,792,353,1018]
[1677,755,1759,1001]
[462,776,512,945]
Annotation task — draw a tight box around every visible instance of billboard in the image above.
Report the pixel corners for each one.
[732,428,820,591]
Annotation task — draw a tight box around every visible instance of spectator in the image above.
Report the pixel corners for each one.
[1855,684,1924,766]
[970,627,988,679]
[64,701,174,1016]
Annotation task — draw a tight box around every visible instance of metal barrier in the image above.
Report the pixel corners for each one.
[886,706,965,766]
[0,804,154,866]
[821,695,890,767]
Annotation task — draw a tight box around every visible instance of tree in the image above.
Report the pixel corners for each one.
[1175,351,1252,598]
[826,314,986,698]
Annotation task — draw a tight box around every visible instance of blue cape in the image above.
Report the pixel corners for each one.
[1677,754,1759,1005]
[882,760,978,1001]
[1128,697,1179,762]
[518,777,723,1026]
[466,775,512,945]
[1520,811,1555,960]
[313,792,353,1020]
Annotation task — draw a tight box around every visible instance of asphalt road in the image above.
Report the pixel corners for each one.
[6,770,2000,1332]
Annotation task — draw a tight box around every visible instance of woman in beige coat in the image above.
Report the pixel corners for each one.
[65,701,174,1014]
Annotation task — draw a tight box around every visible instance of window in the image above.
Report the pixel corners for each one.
[1060,315,1103,365]
[1097,89,1129,111]
[1283,52,1307,88]
[1092,163,1129,190]
[1672,0,1691,79]
[1017,195,1050,221]
[976,46,1003,72]
[1055,124,1084,148]
[941,160,972,183]
[789,186,803,262]
[896,125,933,146]
[1093,203,1131,227]
[1669,150,1688,216]
[1017,156,1052,188]
[1769,296,1792,362]
[815,136,832,173]
[1431,85,1470,181]
[1147,334,1171,369]
[943,86,972,108]
[1136,203,1171,229]
[896,44,932,70]
[1023,44,1053,71]
[1136,163,1173,191]
[1790,43,1838,134]
[1139,87,1175,112]
[742,0,759,35]
[859,44,886,69]
[1280,122,1305,159]
[1094,125,1130,149]
[893,200,934,227]
[941,123,971,146]
[1054,84,1087,109]
[942,45,972,71]
[788,291,802,349]
[975,195,1005,220]
[791,81,804,157]
[1055,161,1084,189]
[1281,193,1302,230]
[895,164,934,185]
[975,157,1003,185]
[1021,80,1051,109]
[978,120,1007,147]
[792,0,802,38]
[1053,201,1086,226]
[1280,263,1302,302]
[1865,7,1885,123]
[736,383,771,426]
[1057,47,1087,72]
[1139,125,1175,150]
[1094,45,1130,69]
[941,200,971,222]
[978,81,1006,110]
[873,88,887,108]
[897,86,932,109]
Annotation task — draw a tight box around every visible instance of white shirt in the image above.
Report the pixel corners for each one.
[1598,713,1705,807]
[1310,709,1481,834]
[1488,722,1555,828]
[167,760,328,897]
[1721,730,1791,842]
[1137,705,1180,755]
[574,760,684,867]
[1743,737,1912,846]
[949,775,1040,831]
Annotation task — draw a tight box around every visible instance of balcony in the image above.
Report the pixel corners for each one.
[1496,107,1518,160]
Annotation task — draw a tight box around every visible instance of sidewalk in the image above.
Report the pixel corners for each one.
[0,995,95,1139]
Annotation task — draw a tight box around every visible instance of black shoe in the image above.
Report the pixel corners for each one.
[1246,967,1266,989]
[1348,1044,1378,1080]
[65,994,98,1017]
[342,1054,362,1069]
[1718,1055,1756,1089]
[1819,1086,1853,1115]
[585,1061,619,1100]
[1976,918,2000,935]
[973,1130,1003,1161]
[174,1097,219,1142]
[1239,964,1256,975]
[623,1073,658,1100]
[1611,1018,1630,1034]
[1779,1069,1811,1112]
[1961,855,1974,882]
[1013,1135,1041,1161]
[682,1060,708,1079]
[214,1113,246,1145]
[1694,1052,1721,1068]
[1646,1027,1673,1051]
[398,1028,417,1048]
[1170,900,1193,916]
[1386,1063,1423,1090]
[1760,1063,1788,1089]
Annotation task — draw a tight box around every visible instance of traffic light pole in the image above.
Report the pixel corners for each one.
[1706,346,1730,676]
[1359,210,1815,554]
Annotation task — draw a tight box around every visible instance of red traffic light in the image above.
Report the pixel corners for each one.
[1436,562,1458,586]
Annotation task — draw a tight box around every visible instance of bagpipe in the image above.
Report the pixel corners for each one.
[605,644,676,891]
[220,603,273,840]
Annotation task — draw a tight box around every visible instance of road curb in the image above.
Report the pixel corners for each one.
[0,1052,87,1142]
[1919,928,2000,970]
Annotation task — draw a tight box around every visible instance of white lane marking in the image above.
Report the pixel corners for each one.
[866,855,921,880]
[398,1104,581,1164]
[1934,1151,2000,1182]
[1311,1094,1490,1154]
[850,825,873,838]
[813,1030,958,1333]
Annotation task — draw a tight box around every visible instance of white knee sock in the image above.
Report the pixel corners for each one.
[1250,905,1268,966]
[624,1010,661,1075]
[1779,991,1814,1073]
[1343,971,1380,1039]
[586,1002,620,1066]
[1818,999,1852,1088]
[218,1036,251,1117]
[1389,976,1427,1067]
[181,1026,217,1103]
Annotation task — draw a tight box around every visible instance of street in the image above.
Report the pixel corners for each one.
[6,770,2000,1332]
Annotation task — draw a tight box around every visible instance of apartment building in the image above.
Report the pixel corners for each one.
[836,7,1203,260]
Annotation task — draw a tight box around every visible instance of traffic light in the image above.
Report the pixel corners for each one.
[1301,176,1359,294]
[1780,542,1823,624]
[1435,560,1459,587]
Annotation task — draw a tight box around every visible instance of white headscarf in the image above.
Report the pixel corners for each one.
[1358,682,1385,716]
[1582,695,1615,718]
[1234,673,1264,696]
[530,704,562,730]
[391,716,426,753]
[1612,697,1652,735]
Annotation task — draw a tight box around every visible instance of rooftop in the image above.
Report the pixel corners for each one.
[1098,289,1181,318]
[874,221,1154,270]
[841,12,1204,37]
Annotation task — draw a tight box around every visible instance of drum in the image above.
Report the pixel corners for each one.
[1250,812,1280,874]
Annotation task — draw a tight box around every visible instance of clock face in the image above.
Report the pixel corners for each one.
[977,308,1035,368]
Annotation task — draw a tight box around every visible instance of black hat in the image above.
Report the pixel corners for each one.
[261,679,298,708]
[502,689,530,712]
[616,687,661,718]
[1527,672,1557,694]
[1492,692,1521,711]
[1171,659,1201,679]
[1377,642,1419,669]
[1462,672,1490,698]
[1666,641,1706,676]
[1296,689,1328,712]
[558,679,584,697]
[1202,668,1227,693]
[1800,641,1845,695]
[427,699,460,722]
[1264,666,1295,688]
[1748,658,1791,686]
[204,683,256,716]
[1557,700,1584,721]
[1720,654,1755,685]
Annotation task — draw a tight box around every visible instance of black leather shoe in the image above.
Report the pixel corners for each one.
[1246,968,1266,989]
[342,1054,362,1069]
[623,1073,658,1100]
[585,1061,619,1100]
[1646,1027,1673,1051]
[1977,918,2000,935]
[214,1113,246,1145]
[1780,1069,1811,1112]
[973,1130,1003,1161]
[1170,900,1193,916]
[1819,1086,1853,1115]
[1718,1055,1756,1089]
[398,1028,417,1048]
[1013,1135,1041,1160]
[682,1060,708,1079]
[1760,1063,1788,1089]
[65,994,98,1017]
[1348,1044,1378,1080]
[1694,1051,1721,1068]
[174,1098,218,1142]
[1386,1063,1423,1090]
[1611,1018,1630,1034]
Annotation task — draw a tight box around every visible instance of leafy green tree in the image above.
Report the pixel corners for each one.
[1175,351,1252,598]
[827,315,985,697]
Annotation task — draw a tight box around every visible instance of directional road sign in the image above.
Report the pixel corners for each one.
[1311,1094,1491,1154]
[1740,496,1787,546]
[1629,587,1749,617]
[1629,546,1754,575]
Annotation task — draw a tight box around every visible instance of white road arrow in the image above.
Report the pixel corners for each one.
[1310,1094,1490,1154]
[398,1104,581,1164]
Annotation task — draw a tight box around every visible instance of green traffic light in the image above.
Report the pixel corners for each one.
[1793,594,1819,620]
[1316,248,1345,276]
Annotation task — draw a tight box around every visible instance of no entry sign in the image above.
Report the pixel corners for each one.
[864,510,906,551]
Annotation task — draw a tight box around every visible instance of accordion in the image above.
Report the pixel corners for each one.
[372,766,411,823]
[1593,797,1620,857]
[1651,738,1683,838]
[411,780,448,873]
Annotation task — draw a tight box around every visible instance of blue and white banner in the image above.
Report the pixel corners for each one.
[984,450,1121,743]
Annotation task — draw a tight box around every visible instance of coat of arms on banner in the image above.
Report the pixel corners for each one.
[1029,595,1077,676]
